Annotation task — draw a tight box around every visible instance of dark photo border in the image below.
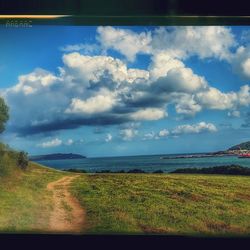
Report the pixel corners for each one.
[0,0,250,249]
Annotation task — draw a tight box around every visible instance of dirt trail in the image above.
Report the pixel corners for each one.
[47,175,85,233]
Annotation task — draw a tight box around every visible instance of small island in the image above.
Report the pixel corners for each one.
[29,153,86,161]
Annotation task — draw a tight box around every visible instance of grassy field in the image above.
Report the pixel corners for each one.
[70,173,250,236]
[0,162,67,233]
[1,141,250,235]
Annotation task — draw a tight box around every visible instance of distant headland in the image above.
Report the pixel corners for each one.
[29,153,86,161]
[161,140,250,159]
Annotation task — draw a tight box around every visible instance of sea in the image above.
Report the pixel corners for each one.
[33,153,250,173]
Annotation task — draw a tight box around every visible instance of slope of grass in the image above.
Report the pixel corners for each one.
[70,174,250,236]
[1,141,250,235]
[0,145,67,232]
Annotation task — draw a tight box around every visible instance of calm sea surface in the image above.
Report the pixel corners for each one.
[33,154,250,173]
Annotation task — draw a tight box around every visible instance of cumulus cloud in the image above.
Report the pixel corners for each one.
[151,67,207,94]
[2,27,249,137]
[120,128,138,141]
[3,50,248,136]
[151,26,236,61]
[130,108,166,121]
[142,129,170,140]
[231,46,250,79]
[97,26,152,62]
[37,138,83,147]
[171,122,217,135]
[105,133,112,142]
[174,94,202,116]
[195,85,250,111]
[38,138,62,148]
[195,87,237,110]
[228,110,240,117]
[66,92,116,114]
[140,122,217,141]
[97,26,236,62]
[143,131,158,140]
[60,43,101,55]
[65,139,74,145]
[237,85,250,106]
[158,129,169,137]
[8,68,59,95]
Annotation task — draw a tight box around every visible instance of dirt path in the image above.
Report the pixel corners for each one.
[47,175,85,233]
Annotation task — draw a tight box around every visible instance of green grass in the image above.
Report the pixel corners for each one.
[70,173,250,236]
[1,140,250,235]
[0,161,67,233]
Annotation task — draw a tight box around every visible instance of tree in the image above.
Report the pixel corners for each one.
[0,97,9,134]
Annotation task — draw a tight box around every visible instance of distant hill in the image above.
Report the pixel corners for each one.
[228,141,250,151]
[29,153,86,161]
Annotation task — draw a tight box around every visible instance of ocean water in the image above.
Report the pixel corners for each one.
[33,154,250,173]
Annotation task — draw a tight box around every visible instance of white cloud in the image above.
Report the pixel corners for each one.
[97,26,152,62]
[105,133,112,142]
[97,26,236,62]
[66,92,116,114]
[171,122,217,135]
[153,67,207,94]
[231,46,250,79]
[159,129,169,137]
[143,131,157,140]
[65,139,74,145]
[151,26,236,60]
[60,43,100,54]
[237,85,250,106]
[149,51,184,80]
[228,110,240,117]
[195,87,237,110]
[62,52,149,86]
[2,27,250,137]
[174,94,202,116]
[130,108,166,121]
[38,138,62,148]
[142,129,169,140]
[9,68,58,96]
[120,128,138,141]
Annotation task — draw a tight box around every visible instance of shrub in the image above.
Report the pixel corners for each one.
[0,97,9,134]
[153,170,164,173]
[127,169,145,173]
[17,151,29,170]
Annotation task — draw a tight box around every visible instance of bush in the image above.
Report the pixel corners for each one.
[64,169,87,173]
[17,151,29,170]
[0,97,9,134]
[127,169,145,173]
[171,165,250,176]
[153,170,164,174]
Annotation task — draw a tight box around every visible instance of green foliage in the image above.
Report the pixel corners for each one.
[0,97,9,134]
[0,143,19,177]
[64,168,87,173]
[171,165,250,175]
[17,151,29,170]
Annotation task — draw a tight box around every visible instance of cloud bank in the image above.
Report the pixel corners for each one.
[2,26,250,137]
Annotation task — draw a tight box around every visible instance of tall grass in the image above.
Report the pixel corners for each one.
[0,142,68,232]
[0,143,20,177]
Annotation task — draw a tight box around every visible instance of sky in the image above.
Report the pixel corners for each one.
[0,25,250,157]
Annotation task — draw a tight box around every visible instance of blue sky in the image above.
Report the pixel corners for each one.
[0,25,250,157]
